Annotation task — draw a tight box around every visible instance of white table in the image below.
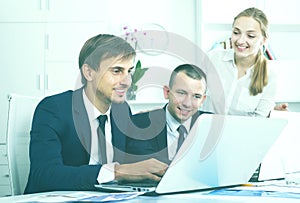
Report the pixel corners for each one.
[1,188,300,203]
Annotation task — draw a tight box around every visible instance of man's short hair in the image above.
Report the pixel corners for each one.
[169,64,207,91]
[78,34,136,85]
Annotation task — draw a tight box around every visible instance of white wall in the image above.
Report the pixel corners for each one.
[1,0,300,140]
[0,0,197,144]
[199,0,300,59]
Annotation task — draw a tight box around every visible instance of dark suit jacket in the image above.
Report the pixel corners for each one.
[126,106,211,164]
[24,88,132,194]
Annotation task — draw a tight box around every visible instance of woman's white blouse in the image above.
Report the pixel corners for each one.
[202,49,277,117]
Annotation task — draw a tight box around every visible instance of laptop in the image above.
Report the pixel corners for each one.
[259,110,300,181]
[95,114,287,194]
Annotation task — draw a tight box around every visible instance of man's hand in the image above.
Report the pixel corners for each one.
[274,103,289,111]
[115,158,168,183]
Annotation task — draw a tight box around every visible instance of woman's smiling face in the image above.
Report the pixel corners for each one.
[231,16,266,59]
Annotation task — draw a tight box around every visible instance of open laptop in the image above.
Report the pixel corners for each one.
[259,110,300,181]
[95,114,287,194]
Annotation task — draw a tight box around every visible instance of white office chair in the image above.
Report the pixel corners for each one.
[6,94,42,195]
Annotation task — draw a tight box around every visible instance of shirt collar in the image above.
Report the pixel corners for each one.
[165,104,191,133]
[223,49,254,74]
[82,89,111,122]
[223,49,235,62]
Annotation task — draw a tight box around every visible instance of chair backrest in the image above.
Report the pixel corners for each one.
[6,94,42,195]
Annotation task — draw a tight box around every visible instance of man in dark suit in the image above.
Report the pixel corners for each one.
[25,34,167,194]
[126,64,210,164]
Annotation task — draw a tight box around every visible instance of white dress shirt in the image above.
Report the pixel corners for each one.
[202,49,277,117]
[82,90,117,183]
[165,106,191,161]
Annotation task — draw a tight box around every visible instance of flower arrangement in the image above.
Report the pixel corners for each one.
[123,26,146,50]
[123,26,149,100]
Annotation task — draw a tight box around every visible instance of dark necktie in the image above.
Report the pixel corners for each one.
[176,125,187,153]
[97,115,108,164]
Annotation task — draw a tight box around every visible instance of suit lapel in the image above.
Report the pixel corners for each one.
[190,111,201,130]
[190,110,211,130]
[72,87,91,158]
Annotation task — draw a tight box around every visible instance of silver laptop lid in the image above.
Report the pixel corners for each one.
[156,114,287,194]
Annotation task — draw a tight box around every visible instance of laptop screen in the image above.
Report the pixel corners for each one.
[156,114,287,194]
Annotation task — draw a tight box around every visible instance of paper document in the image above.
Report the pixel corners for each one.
[206,181,300,199]
[17,191,144,202]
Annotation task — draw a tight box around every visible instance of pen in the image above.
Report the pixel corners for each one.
[241,183,256,187]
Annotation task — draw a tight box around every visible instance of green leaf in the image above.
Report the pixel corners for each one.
[132,68,149,84]
[135,60,141,69]
[131,60,148,84]
[131,84,138,92]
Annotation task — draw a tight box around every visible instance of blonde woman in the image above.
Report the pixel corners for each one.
[204,7,287,117]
